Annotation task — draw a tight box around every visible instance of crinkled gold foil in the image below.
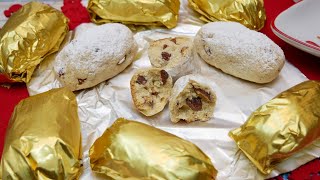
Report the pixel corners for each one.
[0,88,82,179]
[229,80,320,174]
[0,2,68,83]
[89,118,217,179]
[188,0,266,30]
[87,0,180,29]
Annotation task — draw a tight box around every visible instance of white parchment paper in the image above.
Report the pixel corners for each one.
[24,0,320,179]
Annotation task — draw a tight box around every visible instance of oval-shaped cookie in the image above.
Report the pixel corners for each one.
[148,37,197,81]
[54,23,138,91]
[194,22,285,84]
[169,75,216,123]
[130,68,173,116]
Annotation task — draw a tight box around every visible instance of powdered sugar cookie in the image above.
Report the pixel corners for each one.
[194,22,285,83]
[130,68,173,116]
[54,23,138,91]
[73,23,97,38]
[148,37,196,81]
[169,75,216,123]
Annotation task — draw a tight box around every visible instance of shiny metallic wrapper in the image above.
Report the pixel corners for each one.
[0,88,82,179]
[229,80,320,174]
[90,118,217,179]
[0,2,68,83]
[188,0,266,30]
[87,0,180,29]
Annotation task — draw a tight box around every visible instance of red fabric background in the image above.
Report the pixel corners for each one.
[0,0,319,178]
[261,0,320,80]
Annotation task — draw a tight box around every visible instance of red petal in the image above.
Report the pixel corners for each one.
[4,10,11,17]
[61,0,91,30]
[64,0,81,5]
[9,4,22,13]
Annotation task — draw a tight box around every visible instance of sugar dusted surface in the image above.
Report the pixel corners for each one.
[197,22,285,83]
[55,23,134,72]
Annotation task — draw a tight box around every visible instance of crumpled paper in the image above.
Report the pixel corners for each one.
[0,1,68,83]
[188,0,266,31]
[87,0,180,29]
[25,0,319,179]
[89,118,217,179]
[0,88,82,179]
[229,80,320,175]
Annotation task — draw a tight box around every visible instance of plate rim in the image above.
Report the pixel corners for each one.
[271,20,320,52]
[270,0,320,55]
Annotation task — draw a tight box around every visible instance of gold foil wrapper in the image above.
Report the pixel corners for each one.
[87,0,180,29]
[0,2,68,83]
[89,118,217,179]
[188,0,266,30]
[229,80,320,174]
[0,88,82,179]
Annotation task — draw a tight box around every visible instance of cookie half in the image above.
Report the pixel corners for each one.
[169,75,216,123]
[130,68,173,116]
[148,37,196,81]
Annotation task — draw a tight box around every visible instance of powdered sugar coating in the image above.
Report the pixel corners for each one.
[54,23,138,91]
[148,37,199,81]
[194,22,285,83]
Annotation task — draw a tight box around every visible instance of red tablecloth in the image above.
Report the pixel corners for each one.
[0,0,319,178]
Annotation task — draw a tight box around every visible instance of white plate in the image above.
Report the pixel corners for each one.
[271,0,320,57]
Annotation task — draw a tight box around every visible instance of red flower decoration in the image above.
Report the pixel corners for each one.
[64,0,81,5]
[61,0,90,30]
[4,4,22,18]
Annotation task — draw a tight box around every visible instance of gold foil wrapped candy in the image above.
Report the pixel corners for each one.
[87,0,180,29]
[229,80,320,174]
[0,2,68,83]
[90,118,217,179]
[188,0,266,30]
[0,88,82,179]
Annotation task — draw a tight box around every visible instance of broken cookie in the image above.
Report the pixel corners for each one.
[169,75,217,123]
[148,37,197,81]
[130,68,173,116]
